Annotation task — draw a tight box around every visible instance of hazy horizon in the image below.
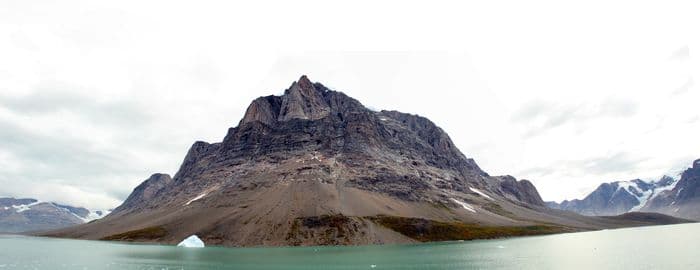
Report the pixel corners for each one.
[1,1,698,209]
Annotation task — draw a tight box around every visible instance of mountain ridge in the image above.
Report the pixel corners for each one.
[0,197,110,233]
[547,159,700,220]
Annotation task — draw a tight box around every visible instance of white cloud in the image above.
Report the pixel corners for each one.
[0,0,698,208]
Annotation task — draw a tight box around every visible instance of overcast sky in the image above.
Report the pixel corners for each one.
[1,1,698,209]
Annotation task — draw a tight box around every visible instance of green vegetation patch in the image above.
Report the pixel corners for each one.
[367,215,569,242]
[100,226,168,241]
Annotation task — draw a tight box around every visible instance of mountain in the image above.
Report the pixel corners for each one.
[46,76,691,246]
[0,197,110,233]
[547,159,700,221]
[641,159,700,220]
[546,176,678,216]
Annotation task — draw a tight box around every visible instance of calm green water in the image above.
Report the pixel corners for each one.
[1,223,698,269]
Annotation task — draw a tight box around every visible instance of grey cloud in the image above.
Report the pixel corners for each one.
[512,99,639,138]
[517,152,646,180]
[669,45,690,61]
[598,99,638,117]
[580,152,646,175]
[517,166,556,178]
[0,120,133,178]
[0,118,150,205]
[671,77,694,96]
[0,85,173,208]
[510,100,551,122]
[0,82,153,127]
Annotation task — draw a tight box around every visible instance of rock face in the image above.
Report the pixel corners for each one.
[0,198,109,233]
[47,76,691,246]
[641,159,700,220]
[113,173,173,215]
[495,176,545,207]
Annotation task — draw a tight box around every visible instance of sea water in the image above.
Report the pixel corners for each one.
[0,223,698,269]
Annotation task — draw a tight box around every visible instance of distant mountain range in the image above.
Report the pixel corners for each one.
[547,159,700,220]
[46,76,690,247]
[0,197,110,233]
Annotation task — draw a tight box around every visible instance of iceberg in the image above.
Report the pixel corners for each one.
[177,235,205,248]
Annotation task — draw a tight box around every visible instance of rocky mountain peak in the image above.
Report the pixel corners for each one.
[238,76,334,126]
[655,175,676,187]
[239,95,283,126]
[278,75,331,121]
[682,159,700,179]
[296,75,316,92]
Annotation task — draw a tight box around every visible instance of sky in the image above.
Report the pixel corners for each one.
[0,0,698,209]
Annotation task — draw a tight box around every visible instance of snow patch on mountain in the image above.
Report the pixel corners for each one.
[646,178,680,204]
[629,189,654,212]
[469,187,493,200]
[185,193,207,206]
[618,177,679,212]
[451,198,476,213]
[11,201,42,213]
[73,209,112,223]
[6,199,110,223]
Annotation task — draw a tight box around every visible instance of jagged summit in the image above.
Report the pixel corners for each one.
[231,76,484,180]
[240,75,335,126]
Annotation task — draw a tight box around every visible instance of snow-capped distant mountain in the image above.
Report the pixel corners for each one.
[546,175,679,216]
[641,159,700,220]
[0,197,111,233]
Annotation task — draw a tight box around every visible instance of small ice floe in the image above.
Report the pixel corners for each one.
[469,187,493,200]
[497,245,505,249]
[370,265,377,268]
[185,193,207,206]
[450,198,476,213]
[177,235,205,248]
